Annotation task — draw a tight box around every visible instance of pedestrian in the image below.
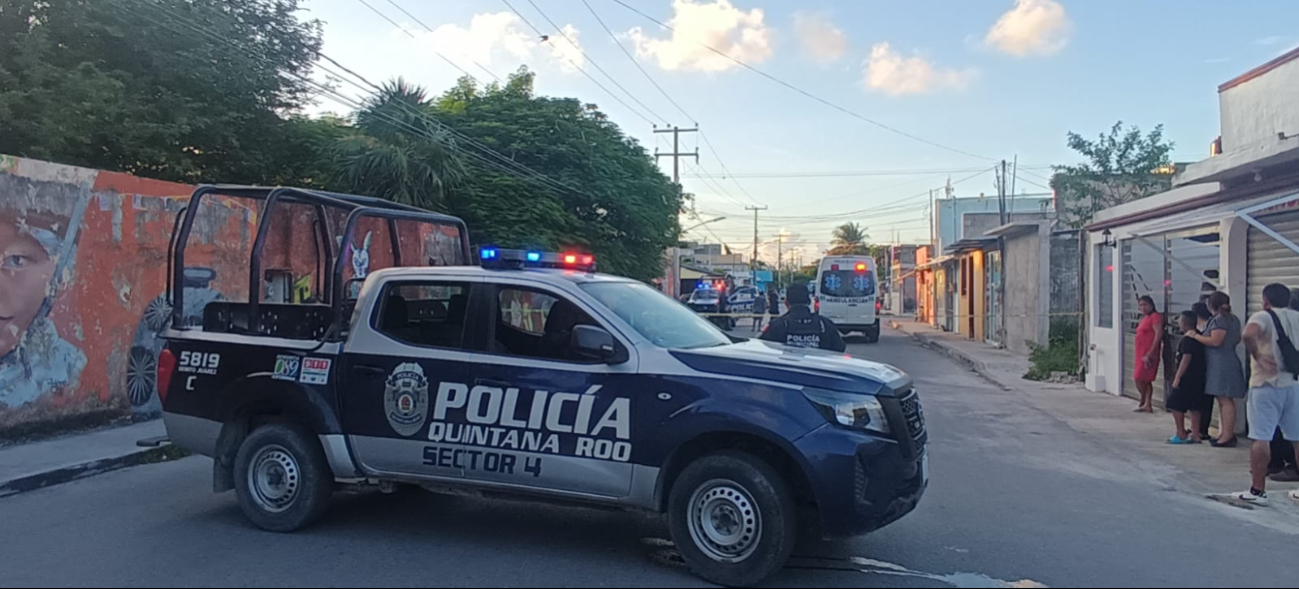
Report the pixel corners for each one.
[751,289,767,332]
[767,287,780,317]
[1267,287,1299,482]
[760,280,847,352]
[1187,291,1247,448]
[1192,302,1215,439]
[1236,283,1299,504]
[1168,311,1211,444]
[1132,295,1163,413]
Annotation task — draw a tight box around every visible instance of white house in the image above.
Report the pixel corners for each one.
[1084,48,1299,413]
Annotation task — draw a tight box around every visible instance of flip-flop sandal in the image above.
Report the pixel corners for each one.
[1168,436,1197,445]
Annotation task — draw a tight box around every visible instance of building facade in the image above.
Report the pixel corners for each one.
[1083,48,1299,413]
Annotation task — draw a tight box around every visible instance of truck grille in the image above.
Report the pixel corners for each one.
[899,391,928,448]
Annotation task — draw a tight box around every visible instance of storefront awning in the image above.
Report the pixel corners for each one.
[944,237,998,255]
[1127,191,1297,238]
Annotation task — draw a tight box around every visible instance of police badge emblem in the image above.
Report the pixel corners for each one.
[384,362,429,437]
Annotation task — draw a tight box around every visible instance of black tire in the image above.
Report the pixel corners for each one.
[233,423,334,532]
[668,451,797,587]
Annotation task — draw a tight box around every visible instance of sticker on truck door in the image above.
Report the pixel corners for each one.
[299,358,332,385]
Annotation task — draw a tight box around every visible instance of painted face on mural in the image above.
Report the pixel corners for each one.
[0,218,56,357]
[0,218,56,356]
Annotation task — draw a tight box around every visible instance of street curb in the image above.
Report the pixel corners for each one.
[0,445,181,499]
[889,320,1004,387]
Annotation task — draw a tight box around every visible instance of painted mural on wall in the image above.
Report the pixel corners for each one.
[1,155,467,436]
[0,189,89,407]
[0,155,209,435]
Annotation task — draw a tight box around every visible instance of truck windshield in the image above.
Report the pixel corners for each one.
[581,282,732,349]
[820,270,876,298]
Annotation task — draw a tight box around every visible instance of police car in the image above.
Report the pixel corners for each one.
[157,186,927,587]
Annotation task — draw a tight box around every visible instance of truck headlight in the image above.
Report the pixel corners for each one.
[802,389,890,435]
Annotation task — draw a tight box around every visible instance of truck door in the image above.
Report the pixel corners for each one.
[340,278,480,480]
[427,281,637,499]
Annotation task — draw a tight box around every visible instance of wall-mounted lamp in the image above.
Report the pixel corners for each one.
[1101,228,1115,248]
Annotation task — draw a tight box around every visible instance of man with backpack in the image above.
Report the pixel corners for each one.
[1237,283,1299,504]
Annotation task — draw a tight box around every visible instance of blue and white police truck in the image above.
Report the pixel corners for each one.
[156,186,927,587]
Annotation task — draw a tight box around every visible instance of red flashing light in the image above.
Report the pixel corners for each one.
[855,262,867,272]
[563,254,578,265]
[831,264,840,271]
[580,255,594,266]
[1106,265,1115,272]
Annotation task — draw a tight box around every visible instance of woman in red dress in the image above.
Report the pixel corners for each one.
[1133,295,1163,413]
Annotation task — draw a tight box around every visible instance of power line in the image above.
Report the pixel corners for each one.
[119,0,590,201]
[500,0,657,127]
[581,0,693,123]
[524,0,669,126]
[608,0,996,162]
[352,0,480,82]
[381,0,503,83]
[685,166,1012,180]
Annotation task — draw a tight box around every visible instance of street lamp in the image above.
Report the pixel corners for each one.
[683,216,727,233]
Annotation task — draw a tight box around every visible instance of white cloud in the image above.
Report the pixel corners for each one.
[794,13,847,64]
[417,11,584,74]
[862,43,977,96]
[628,0,774,72]
[1255,35,1284,46]
[984,0,1072,57]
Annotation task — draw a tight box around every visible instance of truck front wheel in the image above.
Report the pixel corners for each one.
[668,451,797,587]
[233,423,334,532]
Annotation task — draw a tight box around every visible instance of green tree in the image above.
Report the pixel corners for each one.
[0,0,327,185]
[434,69,683,281]
[827,222,870,255]
[329,79,464,209]
[1052,122,1176,227]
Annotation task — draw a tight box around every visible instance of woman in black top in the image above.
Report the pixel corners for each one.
[1168,311,1212,444]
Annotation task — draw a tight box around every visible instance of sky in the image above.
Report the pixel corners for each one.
[300,0,1299,266]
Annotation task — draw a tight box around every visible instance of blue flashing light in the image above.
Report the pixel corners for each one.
[480,248,498,260]
[526,251,542,262]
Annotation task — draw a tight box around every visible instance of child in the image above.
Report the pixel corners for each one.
[1168,311,1211,444]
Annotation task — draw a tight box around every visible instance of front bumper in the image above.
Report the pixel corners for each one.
[794,394,927,538]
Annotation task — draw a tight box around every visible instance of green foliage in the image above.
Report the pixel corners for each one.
[827,222,870,255]
[431,68,683,281]
[1024,319,1081,381]
[0,0,329,185]
[328,79,464,210]
[1053,121,1175,227]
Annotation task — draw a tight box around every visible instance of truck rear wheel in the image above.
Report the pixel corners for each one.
[668,451,797,587]
[233,423,333,532]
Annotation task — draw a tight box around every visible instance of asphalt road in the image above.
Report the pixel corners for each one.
[2,330,1295,588]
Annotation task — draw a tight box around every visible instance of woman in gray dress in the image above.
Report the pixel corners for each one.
[1187,291,1247,447]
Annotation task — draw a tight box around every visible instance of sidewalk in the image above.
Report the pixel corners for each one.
[889,317,1299,528]
[0,420,173,498]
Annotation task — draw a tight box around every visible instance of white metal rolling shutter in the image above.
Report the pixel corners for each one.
[1122,241,1167,403]
[1248,211,1299,315]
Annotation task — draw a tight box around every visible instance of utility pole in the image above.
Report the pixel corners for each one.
[776,233,783,288]
[654,126,699,183]
[745,205,767,273]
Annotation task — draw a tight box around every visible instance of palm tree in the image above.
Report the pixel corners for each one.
[330,78,465,210]
[828,222,870,255]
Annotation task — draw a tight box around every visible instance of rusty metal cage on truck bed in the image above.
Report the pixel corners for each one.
[167,185,471,339]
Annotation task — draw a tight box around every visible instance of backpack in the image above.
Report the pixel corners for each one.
[1266,310,1299,380]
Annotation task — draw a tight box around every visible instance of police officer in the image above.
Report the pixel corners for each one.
[760,280,847,352]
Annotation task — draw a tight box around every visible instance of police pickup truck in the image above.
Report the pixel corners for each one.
[158,186,927,587]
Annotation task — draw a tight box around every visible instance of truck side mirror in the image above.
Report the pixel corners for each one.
[571,325,621,363]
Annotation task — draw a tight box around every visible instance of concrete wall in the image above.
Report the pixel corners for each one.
[961,212,1054,249]
[0,155,461,438]
[1220,51,1299,153]
[935,196,1054,252]
[1002,231,1046,354]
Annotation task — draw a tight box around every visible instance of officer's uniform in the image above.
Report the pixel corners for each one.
[760,283,847,352]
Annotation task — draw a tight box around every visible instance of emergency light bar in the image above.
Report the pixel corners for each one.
[479,247,596,271]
